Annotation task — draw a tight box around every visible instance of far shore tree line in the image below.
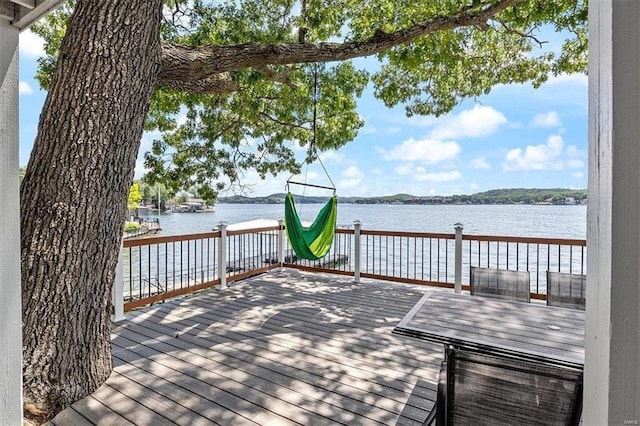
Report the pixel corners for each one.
[216,188,588,205]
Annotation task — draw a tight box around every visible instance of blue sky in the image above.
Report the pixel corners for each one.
[18,29,587,198]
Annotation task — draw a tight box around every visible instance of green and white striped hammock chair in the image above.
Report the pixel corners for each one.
[284,190,337,260]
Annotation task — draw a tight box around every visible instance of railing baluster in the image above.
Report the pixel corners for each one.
[444,238,448,283]
[437,238,441,281]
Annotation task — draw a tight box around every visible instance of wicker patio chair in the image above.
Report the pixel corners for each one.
[423,345,584,426]
[470,266,531,302]
[546,271,586,310]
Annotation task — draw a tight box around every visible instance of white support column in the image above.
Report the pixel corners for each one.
[111,240,126,322]
[353,220,361,283]
[217,222,228,289]
[0,20,23,425]
[277,218,285,270]
[454,223,463,294]
[586,1,640,424]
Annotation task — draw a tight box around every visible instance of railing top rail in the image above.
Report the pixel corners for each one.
[123,231,221,247]
[360,229,455,239]
[463,234,586,246]
[227,225,281,236]
[122,225,585,247]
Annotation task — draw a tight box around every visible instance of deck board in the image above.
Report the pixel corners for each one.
[51,270,442,425]
[48,407,93,426]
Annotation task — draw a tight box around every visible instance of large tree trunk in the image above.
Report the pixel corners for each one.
[20,0,163,421]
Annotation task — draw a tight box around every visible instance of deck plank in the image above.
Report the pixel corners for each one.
[66,396,135,426]
[104,371,220,426]
[51,270,441,425]
[47,408,93,426]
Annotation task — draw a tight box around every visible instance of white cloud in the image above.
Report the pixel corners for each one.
[290,170,320,183]
[469,157,491,170]
[567,159,584,169]
[371,167,384,175]
[337,165,365,190]
[566,145,580,157]
[414,170,463,183]
[530,111,561,128]
[382,137,460,164]
[503,134,565,171]
[430,105,507,139]
[546,73,588,86]
[291,139,306,152]
[342,165,363,179]
[394,163,416,176]
[19,30,45,58]
[19,81,33,95]
[394,163,462,182]
[320,151,344,164]
[470,183,480,190]
[572,172,585,179]
[360,124,378,135]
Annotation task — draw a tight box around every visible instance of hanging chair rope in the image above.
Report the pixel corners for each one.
[284,63,338,260]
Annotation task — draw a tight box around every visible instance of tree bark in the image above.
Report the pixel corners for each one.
[156,0,522,93]
[20,0,163,420]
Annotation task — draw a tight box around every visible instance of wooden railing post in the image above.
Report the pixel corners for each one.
[218,222,228,289]
[277,218,285,270]
[454,223,464,294]
[354,220,362,283]
[111,239,126,322]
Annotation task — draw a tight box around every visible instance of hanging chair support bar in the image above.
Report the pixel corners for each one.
[286,180,336,191]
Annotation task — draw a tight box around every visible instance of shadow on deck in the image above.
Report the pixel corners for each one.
[50,270,443,425]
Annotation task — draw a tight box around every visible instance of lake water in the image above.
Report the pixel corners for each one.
[151,203,587,239]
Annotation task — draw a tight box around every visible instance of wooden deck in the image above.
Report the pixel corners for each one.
[50,269,443,425]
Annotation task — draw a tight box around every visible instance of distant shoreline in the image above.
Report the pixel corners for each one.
[217,201,587,206]
[217,188,587,206]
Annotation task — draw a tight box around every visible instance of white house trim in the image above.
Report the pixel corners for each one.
[0,18,22,426]
[585,0,640,423]
[1,0,66,30]
[1,2,64,422]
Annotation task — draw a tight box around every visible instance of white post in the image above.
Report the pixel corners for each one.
[277,218,285,270]
[586,0,640,423]
[353,220,361,283]
[454,223,463,294]
[217,222,228,289]
[0,20,22,425]
[111,240,126,322]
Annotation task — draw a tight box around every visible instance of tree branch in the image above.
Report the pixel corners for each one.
[495,20,546,47]
[157,0,523,93]
[157,71,239,94]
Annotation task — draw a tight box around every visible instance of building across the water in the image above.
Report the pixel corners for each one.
[173,199,215,213]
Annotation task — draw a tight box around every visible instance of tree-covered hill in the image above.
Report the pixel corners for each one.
[217,188,587,205]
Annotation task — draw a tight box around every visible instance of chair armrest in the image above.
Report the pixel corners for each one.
[423,360,447,425]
